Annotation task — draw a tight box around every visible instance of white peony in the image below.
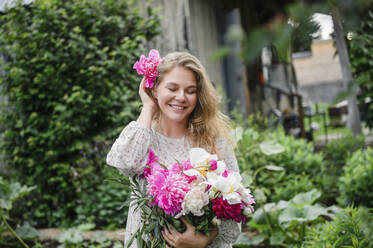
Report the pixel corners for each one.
[181,185,209,216]
[184,148,219,178]
[205,170,243,205]
[189,148,218,167]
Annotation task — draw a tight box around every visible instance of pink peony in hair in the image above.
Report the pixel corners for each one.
[133,49,163,88]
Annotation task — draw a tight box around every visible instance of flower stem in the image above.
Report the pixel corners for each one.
[1,214,30,248]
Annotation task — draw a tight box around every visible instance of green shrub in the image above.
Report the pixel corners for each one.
[319,133,365,205]
[0,0,160,227]
[0,176,40,247]
[269,130,323,175]
[323,133,365,169]
[74,167,130,230]
[349,10,373,129]
[272,174,316,202]
[235,190,338,248]
[304,207,370,248]
[235,126,324,203]
[338,147,373,207]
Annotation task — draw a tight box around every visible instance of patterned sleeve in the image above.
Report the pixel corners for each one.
[214,137,241,244]
[106,121,153,177]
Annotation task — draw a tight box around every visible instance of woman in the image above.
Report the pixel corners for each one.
[106,52,240,248]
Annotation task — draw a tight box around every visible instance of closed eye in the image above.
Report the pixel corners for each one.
[187,90,197,94]
[167,88,177,92]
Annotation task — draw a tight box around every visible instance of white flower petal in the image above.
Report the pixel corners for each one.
[189,148,211,166]
[183,169,201,177]
[224,192,242,205]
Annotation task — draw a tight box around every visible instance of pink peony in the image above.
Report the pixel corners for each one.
[169,160,197,183]
[181,159,193,170]
[146,149,159,166]
[210,160,218,171]
[211,197,245,223]
[222,169,231,178]
[133,49,162,88]
[141,149,159,178]
[146,167,191,216]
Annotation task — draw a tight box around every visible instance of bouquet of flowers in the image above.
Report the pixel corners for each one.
[126,148,255,248]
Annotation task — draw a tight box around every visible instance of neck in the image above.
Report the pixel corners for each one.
[157,116,187,139]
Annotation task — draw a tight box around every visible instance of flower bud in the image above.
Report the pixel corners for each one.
[243,206,254,216]
[212,216,221,226]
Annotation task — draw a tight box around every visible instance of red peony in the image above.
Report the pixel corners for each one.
[211,197,245,223]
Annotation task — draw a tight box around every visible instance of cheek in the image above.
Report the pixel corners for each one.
[189,95,198,108]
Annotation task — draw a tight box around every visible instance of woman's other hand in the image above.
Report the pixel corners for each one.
[137,77,158,128]
[162,217,218,248]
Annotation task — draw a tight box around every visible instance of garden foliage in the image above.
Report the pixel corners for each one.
[233,115,373,247]
[305,207,371,248]
[0,176,40,247]
[338,147,373,208]
[0,0,160,227]
[234,190,339,247]
[320,133,365,205]
[234,125,324,204]
[349,10,373,129]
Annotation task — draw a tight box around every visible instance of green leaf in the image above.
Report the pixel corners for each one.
[241,171,253,187]
[15,222,41,239]
[253,188,267,205]
[269,231,286,245]
[91,231,108,244]
[259,141,285,155]
[291,189,321,205]
[264,165,284,171]
[250,233,267,245]
[77,223,95,231]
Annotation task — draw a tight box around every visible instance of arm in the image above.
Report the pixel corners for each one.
[106,121,153,177]
[106,78,158,177]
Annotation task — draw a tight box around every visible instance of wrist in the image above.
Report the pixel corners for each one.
[207,226,218,245]
[141,105,156,116]
[137,105,156,129]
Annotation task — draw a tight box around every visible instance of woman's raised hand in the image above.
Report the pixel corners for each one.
[137,77,158,128]
[162,217,218,248]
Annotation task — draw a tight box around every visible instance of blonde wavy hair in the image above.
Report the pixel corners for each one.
[152,51,234,154]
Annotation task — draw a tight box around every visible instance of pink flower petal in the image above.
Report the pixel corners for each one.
[133,49,162,88]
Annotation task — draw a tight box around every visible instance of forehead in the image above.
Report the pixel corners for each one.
[160,66,197,87]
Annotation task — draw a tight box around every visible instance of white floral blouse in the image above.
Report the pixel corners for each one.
[106,121,241,248]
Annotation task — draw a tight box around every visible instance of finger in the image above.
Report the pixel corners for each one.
[164,227,181,241]
[162,229,175,247]
[141,77,147,90]
[163,227,173,239]
[180,217,193,229]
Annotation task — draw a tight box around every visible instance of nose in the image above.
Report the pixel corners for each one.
[175,90,186,101]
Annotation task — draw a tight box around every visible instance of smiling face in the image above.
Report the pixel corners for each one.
[153,66,198,125]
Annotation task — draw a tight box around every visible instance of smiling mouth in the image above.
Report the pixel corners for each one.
[168,104,187,111]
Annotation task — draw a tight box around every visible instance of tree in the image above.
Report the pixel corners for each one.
[331,6,362,135]
[348,10,373,129]
[0,0,160,227]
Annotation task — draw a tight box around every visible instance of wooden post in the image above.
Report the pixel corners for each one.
[297,94,305,138]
